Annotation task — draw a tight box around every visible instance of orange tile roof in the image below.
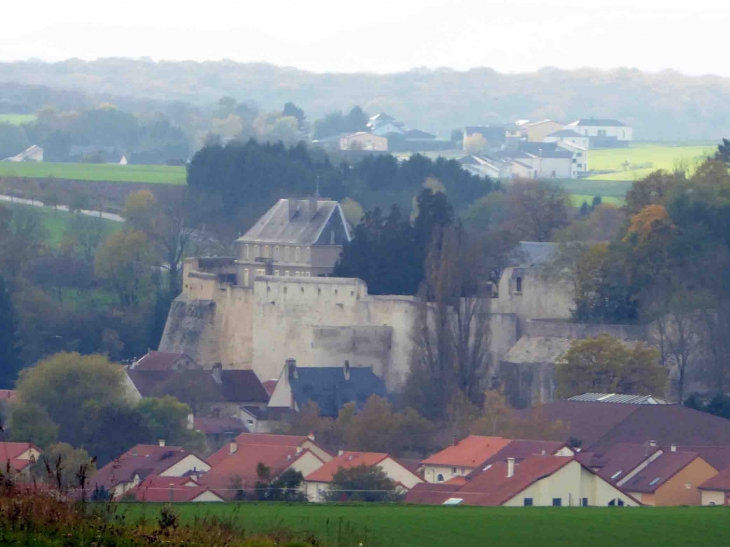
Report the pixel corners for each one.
[305,451,389,483]
[444,476,467,486]
[421,436,511,468]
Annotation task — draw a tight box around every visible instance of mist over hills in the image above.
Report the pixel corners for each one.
[1,59,730,141]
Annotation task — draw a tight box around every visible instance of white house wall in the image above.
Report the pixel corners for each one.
[159,455,211,477]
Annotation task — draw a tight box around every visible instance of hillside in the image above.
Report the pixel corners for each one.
[1,59,730,140]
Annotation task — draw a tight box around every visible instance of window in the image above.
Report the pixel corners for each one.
[274,246,279,258]
[523,498,533,507]
[274,270,279,276]
[577,163,583,168]
[256,269,265,276]
[577,152,583,157]
[285,271,290,277]
[516,277,523,293]
[264,245,270,258]
[285,247,290,261]
[243,269,249,285]
[306,247,311,262]
[551,170,556,178]
[437,473,444,482]
[649,477,661,486]
[611,470,623,480]
[598,129,607,137]
[305,272,311,277]
[552,498,562,507]
[254,245,259,257]
[244,244,249,259]
[452,467,457,475]
[295,247,301,262]
[572,158,577,163]
[581,498,589,507]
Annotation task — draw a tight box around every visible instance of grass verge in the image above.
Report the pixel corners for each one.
[0,161,186,184]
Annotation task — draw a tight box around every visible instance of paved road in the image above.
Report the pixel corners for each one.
[0,194,124,222]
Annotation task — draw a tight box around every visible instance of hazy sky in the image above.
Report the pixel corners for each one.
[2,0,729,76]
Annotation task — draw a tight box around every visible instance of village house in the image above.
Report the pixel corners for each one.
[339,132,388,151]
[125,362,270,418]
[619,450,717,506]
[518,120,566,143]
[234,198,352,285]
[457,154,513,179]
[462,126,507,151]
[0,442,42,477]
[126,475,224,503]
[200,433,331,499]
[92,442,210,498]
[565,118,633,147]
[543,129,591,150]
[193,416,249,452]
[407,455,638,507]
[268,359,387,417]
[130,351,199,371]
[698,467,730,505]
[303,451,423,502]
[421,436,512,484]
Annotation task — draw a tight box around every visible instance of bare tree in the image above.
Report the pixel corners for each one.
[406,226,491,419]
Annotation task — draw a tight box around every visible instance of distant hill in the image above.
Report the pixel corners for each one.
[1,59,729,140]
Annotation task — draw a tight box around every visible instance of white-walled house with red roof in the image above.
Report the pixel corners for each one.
[303,451,423,502]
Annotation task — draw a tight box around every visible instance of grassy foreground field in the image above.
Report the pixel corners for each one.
[0,113,36,125]
[122,503,730,547]
[586,145,713,181]
[0,161,186,184]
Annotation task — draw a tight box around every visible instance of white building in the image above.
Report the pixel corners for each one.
[565,119,633,148]
[543,129,590,150]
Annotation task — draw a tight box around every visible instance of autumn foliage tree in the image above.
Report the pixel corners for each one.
[555,334,667,398]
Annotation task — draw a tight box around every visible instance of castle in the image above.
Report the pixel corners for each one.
[159,198,645,407]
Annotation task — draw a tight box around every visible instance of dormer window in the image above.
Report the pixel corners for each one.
[516,277,523,293]
[295,247,301,262]
[254,245,259,258]
[244,244,249,259]
[264,245,270,258]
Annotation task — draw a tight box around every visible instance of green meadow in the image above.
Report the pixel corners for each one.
[0,162,186,184]
[122,503,730,547]
[586,145,713,181]
[0,114,36,125]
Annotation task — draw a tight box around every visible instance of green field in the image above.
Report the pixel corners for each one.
[9,203,122,246]
[120,503,730,547]
[0,114,36,125]
[0,162,186,184]
[586,145,713,181]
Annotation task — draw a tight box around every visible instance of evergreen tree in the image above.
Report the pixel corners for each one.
[0,275,21,388]
[714,138,730,166]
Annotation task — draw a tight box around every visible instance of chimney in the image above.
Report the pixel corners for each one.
[288,199,299,221]
[230,441,237,455]
[287,359,298,380]
[186,413,194,430]
[296,446,302,455]
[338,450,344,456]
[507,458,515,478]
[159,440,166,447]
[649,440,657,448]
[212,363,223,384]
[344,360,351,381]
[671,444,677,452]
[307,432,315,441]
[308,197,318,221]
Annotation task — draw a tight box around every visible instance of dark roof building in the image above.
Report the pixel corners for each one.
[568,393,669,405]
[126,364,270,406]
[572,118,628,127]
[518,401,730,455]
[268,360,387,417]
[130,351,198,371]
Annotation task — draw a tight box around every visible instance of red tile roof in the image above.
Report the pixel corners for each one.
[476,440,569,469]
[456,455,576,506]
[93,445,207,489]
[128,476,222,502]
[207,433,314,467]
[698,466,730,491]
[581,443,662,483]
[421,436,511,468]
[0,389,17,402]
[405,482,461,505]
[0,442,40,472]
[671,446,730,472]
[200,444,318,496]
[263,379,278,397]
[621,452,708,493]
[305,452,389,483]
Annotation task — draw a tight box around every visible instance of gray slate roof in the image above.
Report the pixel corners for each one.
[290,366,387,418]
[568,393,669,405]
[510,241,557,267]
[572,118,628,127]
[547,130,585,138]
[238,199,351,246]
[517,142,574,158]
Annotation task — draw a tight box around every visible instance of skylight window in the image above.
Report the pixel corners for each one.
[483,464,493,471]
[611,471,622,480]
[443,498,463,506]
[649,477,661,486]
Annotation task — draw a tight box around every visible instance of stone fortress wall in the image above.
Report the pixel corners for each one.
[160,254,648,403]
